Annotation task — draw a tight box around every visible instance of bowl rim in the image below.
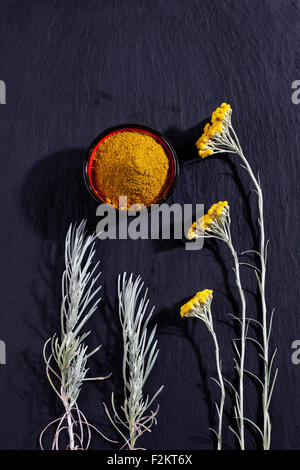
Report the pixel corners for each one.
[83,123,179,211]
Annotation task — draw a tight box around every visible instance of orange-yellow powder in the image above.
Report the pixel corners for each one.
[91,131,170,209]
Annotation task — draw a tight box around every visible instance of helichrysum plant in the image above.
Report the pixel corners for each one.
[104,273,164,450]
[193,103,277,450]
[180,290,225,450]
[40,221,113,450]
[187,201,249,449]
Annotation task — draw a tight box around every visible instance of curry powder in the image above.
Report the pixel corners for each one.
[91,131,170,208]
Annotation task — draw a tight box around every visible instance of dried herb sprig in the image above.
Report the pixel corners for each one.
[180,290,226,450]
[187,201,249,449]
[196,103,277,450]
[40,221,113,450]
[104,273,163,450]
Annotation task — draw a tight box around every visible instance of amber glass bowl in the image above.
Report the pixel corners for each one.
[83,124,179,209]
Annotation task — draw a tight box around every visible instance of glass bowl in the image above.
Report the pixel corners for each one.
[83,124,179,210]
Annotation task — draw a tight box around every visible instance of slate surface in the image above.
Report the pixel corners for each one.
[0,0,299,450]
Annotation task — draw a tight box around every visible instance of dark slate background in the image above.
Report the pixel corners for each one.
[0,0,299,450]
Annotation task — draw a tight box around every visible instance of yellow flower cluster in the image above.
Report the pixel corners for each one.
[180,289,213,318]
[187,214,212,239]
[196,103,232,158]
[208,200,228,219]
[187,201,229,240]
[211,103,231,124]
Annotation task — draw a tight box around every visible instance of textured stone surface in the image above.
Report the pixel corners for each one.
[0,0,299,450]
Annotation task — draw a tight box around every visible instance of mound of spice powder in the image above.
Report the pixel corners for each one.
[91,131,171,209]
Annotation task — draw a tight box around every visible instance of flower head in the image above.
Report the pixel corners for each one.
[187,201,229,240]
[196,103,232,158]
[180,289,213,319]
[207,201,229,222]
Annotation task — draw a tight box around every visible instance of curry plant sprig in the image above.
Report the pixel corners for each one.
[104,273,164,450]
[40,221,114,450]
[196,103,277,450]
[180,290,225,450]
[187,202,248,449]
